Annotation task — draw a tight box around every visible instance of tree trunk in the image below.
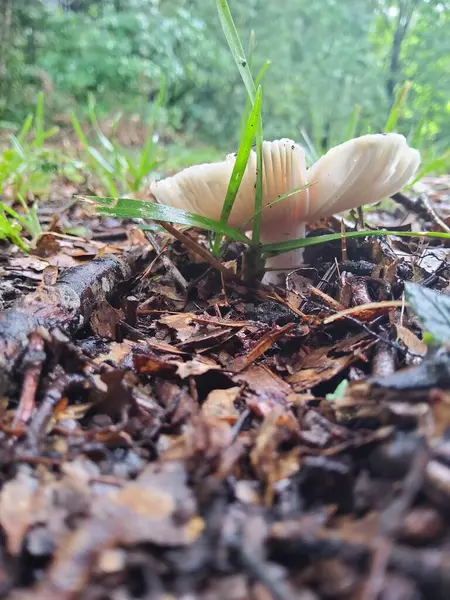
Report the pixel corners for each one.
[386,0,419,108]
[0,0,13,104]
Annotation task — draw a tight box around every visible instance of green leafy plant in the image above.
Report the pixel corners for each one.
[70,86,165,196]
[0,93,62,199]
[404,282,450,345]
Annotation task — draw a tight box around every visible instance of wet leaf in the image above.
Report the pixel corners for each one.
[404,282,450,343]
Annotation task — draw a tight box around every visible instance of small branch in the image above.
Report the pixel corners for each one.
[12,332,46,427]
[144,230,188,291]
[157,221,245,285]
[392,191,450,234]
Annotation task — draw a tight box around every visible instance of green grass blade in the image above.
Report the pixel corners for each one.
[385,81,411,133]
[87,147,115,175]
[243,182,312,227]
[70,111,89,148]
[213,85,262,254]
[240,60,271,142]
[261,228,450,257]
[137,79,166,182]
[220,86,262,224]
[300,128,320,164]
[408,149,450,187]
[216,0,264,246]
[252,116,264,244]
[9,135,25,159]
[16,114,34,144]
[88,94,115,153]
[82,196,253,244]
[0,205,30,252]
[347,104,361,140]
[254,60,271,89]
[34,92,45,148]
[216,0,256,102]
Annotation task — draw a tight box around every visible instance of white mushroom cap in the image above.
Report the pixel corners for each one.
[150,139,309,230]
[305,133,421,221]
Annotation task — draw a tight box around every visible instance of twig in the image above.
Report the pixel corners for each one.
[157,221,245,285]
[392,191,450,233]
[27,369,85,445]
[144,230,188,290]
[12,332,46,427]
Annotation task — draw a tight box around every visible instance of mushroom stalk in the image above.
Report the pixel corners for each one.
[260,221,306,284]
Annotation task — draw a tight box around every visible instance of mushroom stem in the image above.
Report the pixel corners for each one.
[260,221,306,284]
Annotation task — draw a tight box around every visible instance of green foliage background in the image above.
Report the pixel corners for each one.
[0,0,449,156]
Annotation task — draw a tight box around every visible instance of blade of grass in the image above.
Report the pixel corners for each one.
[70,110,89,147]
[216,0,264,245]
[240,59,270,141]
[216,0,256,101]
[347,104,361,140]
[0,206,30,252]
[239,31,256,141]
[70,110,119,195]
[408,149,450,187]
[261,229,450,257]
[212,85,262,255]
[9,135,25,159]
[16,114,34,145]
[385,81,411,133]
[34,92,45,148]
[81,195,253,244]
[243,182,312,227]
[137,78,166,182]
[88,94,115,153]
[300,127,320,163]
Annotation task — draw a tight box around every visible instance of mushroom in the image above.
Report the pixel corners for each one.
[150,134,420,283]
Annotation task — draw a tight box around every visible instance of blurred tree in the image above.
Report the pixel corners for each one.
[373,0,450,152]
[0,0,448,157]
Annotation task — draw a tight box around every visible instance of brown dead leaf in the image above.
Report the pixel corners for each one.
[233,365,294,423]
[287,334,375,391]
[146,338,189,355]
[90,299,124,340]
[133,352,178,375]
[159,313,195,342]
[176,357,221,378]
[177,326,234,350]
[28,462,203,600]
[160,413,233,464]
[139,282,187,312]
[229,323,296,373]
[8,256,49,272]
[202,387,241,423]
[0,469,39,554]
[94,340,136,365]
[42,265,59,286]
[100,461,204,546]
[250,408,300,504]
[429,388,450,438]
[396,324,427,356]
[323,301,405,325]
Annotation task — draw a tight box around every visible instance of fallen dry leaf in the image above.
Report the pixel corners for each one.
[287,334,375,391]
[0,469,39,554]
[202,387,241,423]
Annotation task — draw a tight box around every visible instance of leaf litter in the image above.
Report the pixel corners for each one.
[2,179,450,599]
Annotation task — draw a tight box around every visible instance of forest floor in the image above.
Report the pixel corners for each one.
[1,174,450,600]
